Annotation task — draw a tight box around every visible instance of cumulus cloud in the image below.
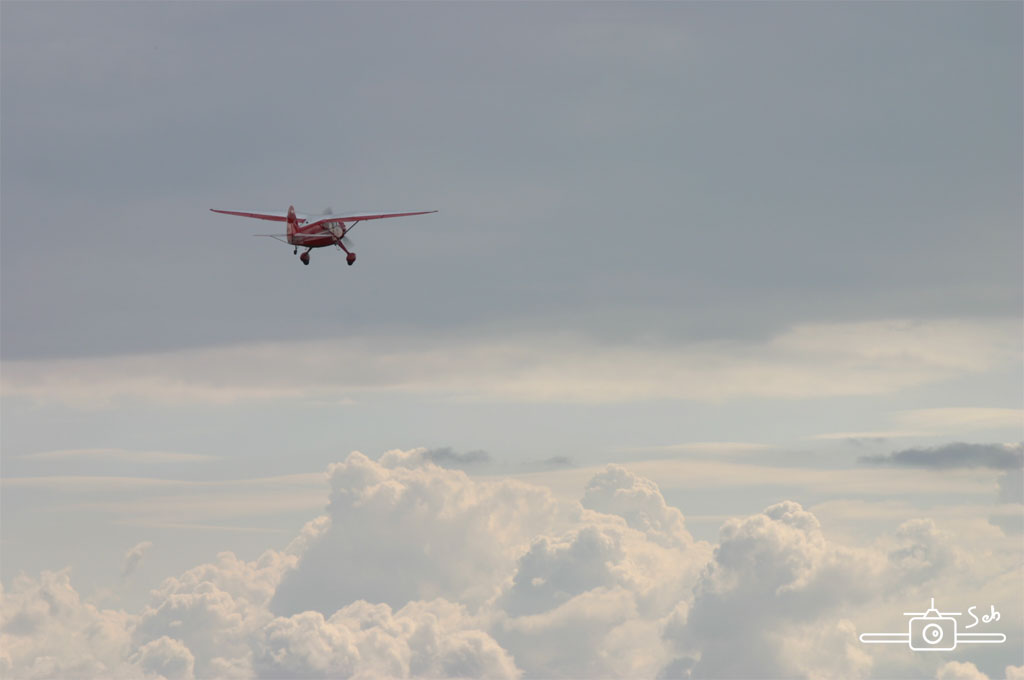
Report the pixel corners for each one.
[885,518,965,585]
[935,661,989,680]
[1,449,1020,679]
[254,600,518,680]
[0,569,139,678]
[132,636,196,680]
[493,521,705,678]
[665,501,885,678]
[933,661,1024,680]
[581,465,695,550]
[270,449,566,616]
[661,501,985,679]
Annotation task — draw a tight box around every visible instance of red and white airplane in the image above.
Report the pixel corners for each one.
[210,206,437,265]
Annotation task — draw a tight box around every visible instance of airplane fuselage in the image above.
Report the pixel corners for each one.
[288,220,348,249]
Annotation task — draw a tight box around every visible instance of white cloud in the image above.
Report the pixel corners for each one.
[660,500,999,679]
[580,464,698,550]
[936,661,991,680]
[270,449,567,616]
[132,548,303,677]
[254,600,519,680]
[496,586,661,678]
[1,450,1020,679]
[3,318,1018,406]
[132,636,195,680]
[1006,665,1024,680]
[0,569,139,679]
[493,521,707,678]
[670,501,883,677]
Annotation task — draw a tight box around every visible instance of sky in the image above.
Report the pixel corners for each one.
[1,2,1022,679]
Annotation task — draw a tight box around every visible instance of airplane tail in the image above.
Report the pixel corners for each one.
[287,205,299,238]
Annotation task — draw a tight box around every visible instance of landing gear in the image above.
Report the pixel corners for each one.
[328,223,358,266]
[337,239,356,266]
[299,249,311,266]
[293,246,298,255]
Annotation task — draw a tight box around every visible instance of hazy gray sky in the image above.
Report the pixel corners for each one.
[2,2,1021,679]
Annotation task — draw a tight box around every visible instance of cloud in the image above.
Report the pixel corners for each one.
[253,600,519,680]
[997,469,1023,504]
[620,458,997,497]
[493,520,707,678]
[813,409,1023,443]
[936,661,988,680]
[811,431,928,443]
[858,443,1024,513]
[132,547,306,677]
[1,450,1020,679]
[933,661,1014,680]
[660,500,987,679]
[132,636,195,680]
[121,541,153,579]
[581,464,696,550]
[859,443,1024,471]
[19,449,215,463]
[420,447,491,468]
[270,449,566,616]
[485,466,710,677]
[894,409,1024,434]
[667,501,884,678]
[3,318,1018,406]
[623,441,778,455]
[2,472,327,530]
[0,569,139,678]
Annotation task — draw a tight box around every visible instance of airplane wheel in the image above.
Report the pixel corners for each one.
[300,252,310,265]
[346,253,356,266]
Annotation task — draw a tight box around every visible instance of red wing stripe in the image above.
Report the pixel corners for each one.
[210,209,289,222]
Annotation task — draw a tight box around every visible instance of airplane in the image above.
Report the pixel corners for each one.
[210,206,437,265]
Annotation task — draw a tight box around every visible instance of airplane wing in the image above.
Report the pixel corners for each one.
[210,209,304,222]
[211,209,435,225]
[332,210,438,222]
[302,210,438,234]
